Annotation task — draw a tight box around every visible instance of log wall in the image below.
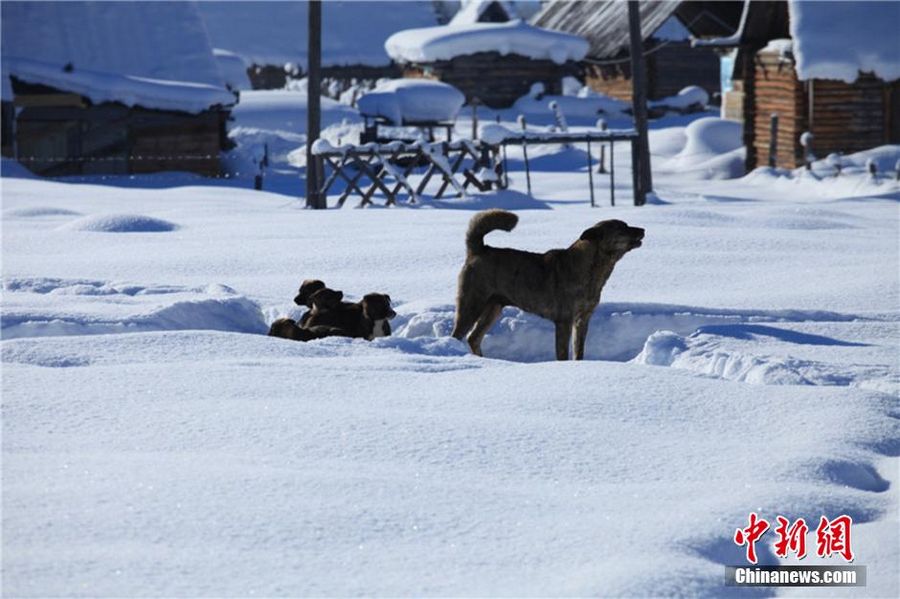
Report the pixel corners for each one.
[14,97,225,177]
[747,50,897,170]
[809,76,894,156]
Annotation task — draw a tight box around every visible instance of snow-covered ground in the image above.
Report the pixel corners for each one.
[2,92,898,596]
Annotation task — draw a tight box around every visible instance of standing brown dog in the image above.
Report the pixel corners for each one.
[451,209,644,360]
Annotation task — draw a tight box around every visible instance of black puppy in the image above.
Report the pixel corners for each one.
[305,290,396,340]
[294,279,326,308]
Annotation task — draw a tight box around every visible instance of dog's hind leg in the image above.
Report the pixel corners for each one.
[573,312,592,360]
[467,302,503,357]
[451,293,485,344]
[554,318,573,360]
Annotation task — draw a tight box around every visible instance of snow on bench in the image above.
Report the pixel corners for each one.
[356,79,465,125]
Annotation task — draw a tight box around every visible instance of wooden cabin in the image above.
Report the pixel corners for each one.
[533,1,743,103]
[399,52,581,109]
[386,17,588,108]
[198,1,440,93]
[1,2,235,177]
[702,0,900,169]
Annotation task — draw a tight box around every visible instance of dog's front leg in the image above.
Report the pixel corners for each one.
[554,319,573,360]
[573,314,591,360]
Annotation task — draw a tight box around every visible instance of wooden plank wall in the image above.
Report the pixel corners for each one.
[404,52,578,108]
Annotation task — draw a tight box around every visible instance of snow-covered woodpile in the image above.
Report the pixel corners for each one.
[1,2,235,177]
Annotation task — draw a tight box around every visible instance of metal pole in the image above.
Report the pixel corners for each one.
[627,1,652,206]
[306,0,324,208]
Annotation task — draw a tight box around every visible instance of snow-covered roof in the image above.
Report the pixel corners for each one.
[357,79,465,124]
[449,0,517,25]
[198,1,440,68]
[0,1,233,113]
[788,0,900,83]
[386,19,589,65]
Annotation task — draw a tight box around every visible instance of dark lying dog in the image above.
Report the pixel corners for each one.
[267,318,345,342]
[305,289,396,340]
[451,209,644,360]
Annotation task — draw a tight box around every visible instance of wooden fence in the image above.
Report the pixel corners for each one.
[311,125,644,207]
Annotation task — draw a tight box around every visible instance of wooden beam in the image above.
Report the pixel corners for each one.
[306,0,325,208]
[627,1,652,206]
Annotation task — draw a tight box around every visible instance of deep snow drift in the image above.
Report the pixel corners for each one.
[2,100,898,596]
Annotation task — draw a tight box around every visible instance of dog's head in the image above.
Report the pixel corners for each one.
[294,279,326,306]
[309,288,344,311]
[579,219,645,254]
[268,317,302,340]
[361,293,396,321]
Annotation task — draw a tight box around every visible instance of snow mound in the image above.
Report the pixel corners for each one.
[63,214,178,233]
[391,302,874,364]
[634,324,897,392]
[678,117,743,157]
[740,145,900,199]
[655,117,745,179]
[2,278,266,339]
[385,20,589,65]
[357,79,465,124]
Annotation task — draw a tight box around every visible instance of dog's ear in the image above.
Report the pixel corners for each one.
[580,225,604,242]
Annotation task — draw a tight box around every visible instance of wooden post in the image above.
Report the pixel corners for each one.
[627,1,651,206]
[471,97,480,140]
[768,113,778,168]
[517,114,532,197]
[610,140,615,207]
[306,0,325,208]
[596,118,607,174]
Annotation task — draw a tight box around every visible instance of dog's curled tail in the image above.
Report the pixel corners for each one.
[466,209,518,254]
